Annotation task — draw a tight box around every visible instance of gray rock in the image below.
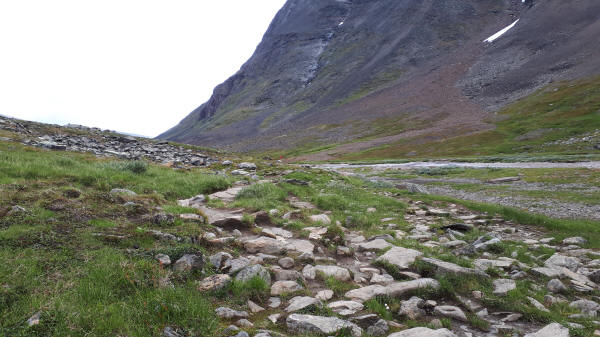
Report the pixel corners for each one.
[285,296,321,312]
[399,297,425,319]
[199,206,245,230]
[278,257,295,269]
[433,305,468,322]
[244,237,286,255]
[370,273,395,285]
[420,257,489,278]
[524,323,569,337]
[377,247,423,269]
[302,264,316,280]
[173,254,203,272]
[236,318,253,328]
[177,194,206,208]
[547,279,567,293]
[163,326,182,337]
[224,257,251,274]
[155,253,171,266]
[235,264,271,285]
[544,254,581,271]
[314,265,351,281]
[388,327,457,337]
[231,169,250,176]
[493,279,516,296]
[247,300,265,313]
[215,307,249,319]
[327,300,364,316]
[563,237,586,245]
[316,289,334,301]
[110,188,137,196]
[309,214,331,224]
[357,239,392,251]
[286,314,362,337]
[271,281,302,295]
[268,297,281,308]
[366,319,389,337]
[346,279,439,302]
[262,227,293,239]
[528,296,550,312]
[238,162,257,170]
[197,274,231,291]
[569,299,599,317]
[273,269,303,281]
[26,311,41,327]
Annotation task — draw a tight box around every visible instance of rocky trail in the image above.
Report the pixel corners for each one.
[113,165,600,337]
[2,117,599,336]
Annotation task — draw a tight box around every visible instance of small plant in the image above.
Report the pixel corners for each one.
[123,161,148,174]
[242,214,256,226]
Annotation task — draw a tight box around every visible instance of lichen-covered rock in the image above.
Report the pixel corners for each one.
[286,314,362,337]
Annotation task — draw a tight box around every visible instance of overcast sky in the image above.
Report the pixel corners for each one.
[0,0,286,137]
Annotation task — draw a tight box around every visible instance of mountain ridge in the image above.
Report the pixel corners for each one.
[159,0,600,160]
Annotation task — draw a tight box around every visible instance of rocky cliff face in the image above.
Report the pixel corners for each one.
[159,0,600,156]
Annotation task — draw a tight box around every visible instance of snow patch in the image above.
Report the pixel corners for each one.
[484,19,520,43]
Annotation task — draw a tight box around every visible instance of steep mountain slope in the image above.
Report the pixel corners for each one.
[159,0,600,159]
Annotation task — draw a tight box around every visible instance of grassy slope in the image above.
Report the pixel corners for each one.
[341,76,600,160]
[270,76,600,162]
[0,142,232,336]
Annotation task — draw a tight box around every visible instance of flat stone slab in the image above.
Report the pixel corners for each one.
[346,279,439,302]
[262,227,294,239]
[389,327,457,337]
[376,247,423,269]
[285,296,321,313]
[357,239,392,251]
[199,206,245,230]
[286,314,362,337]
[209,186,245,203]
[420,257,489,278]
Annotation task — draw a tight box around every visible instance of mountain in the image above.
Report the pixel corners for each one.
[159,0,600,160]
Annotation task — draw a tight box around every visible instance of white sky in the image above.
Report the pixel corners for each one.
[0,0,286,137]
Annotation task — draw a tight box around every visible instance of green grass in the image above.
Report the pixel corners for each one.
[89,219,118,228]
[232,182,288,211]
[0,248,218,337]
[0,142,232,200]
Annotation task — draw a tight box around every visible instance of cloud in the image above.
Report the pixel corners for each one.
[0,0,286,137]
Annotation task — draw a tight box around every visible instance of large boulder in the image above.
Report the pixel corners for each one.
[286,314,362,337]
[544,254,581,272]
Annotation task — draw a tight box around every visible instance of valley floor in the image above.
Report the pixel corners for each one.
[2,139,600,337]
